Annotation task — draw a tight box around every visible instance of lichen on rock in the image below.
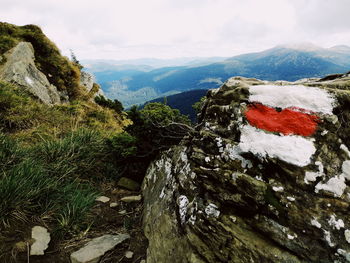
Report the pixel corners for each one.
[142,75,350,263]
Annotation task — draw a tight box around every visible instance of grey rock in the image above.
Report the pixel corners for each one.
[109,202,118,208]
[70,234,130,263]
[80,71,94,92]
[120,195,142,203]
[30,226,50,256]
[142,76,350,262]
[95,196,110,203]
[0,42,61,105]
[125,250,134,258]
[80,71,105,98]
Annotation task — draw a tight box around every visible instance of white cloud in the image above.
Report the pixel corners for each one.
[0,0,349,59]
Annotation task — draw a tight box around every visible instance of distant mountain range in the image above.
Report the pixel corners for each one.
[83,43,350,107]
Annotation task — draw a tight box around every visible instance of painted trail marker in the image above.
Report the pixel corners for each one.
[239,85,335,167]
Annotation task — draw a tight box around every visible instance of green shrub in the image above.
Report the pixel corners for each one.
[108,132,137,159]
[95,95,124,113]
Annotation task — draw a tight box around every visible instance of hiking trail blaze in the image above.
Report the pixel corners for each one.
[245,103,319,136]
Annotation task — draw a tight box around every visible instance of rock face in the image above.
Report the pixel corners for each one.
[70,234,130,263]
[142,76,350,262]
[30,226,50,256]
[80,71,94,92]
[0,42,61,105]
[80,71,105,98]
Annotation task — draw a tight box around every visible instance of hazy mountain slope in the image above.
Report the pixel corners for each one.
[99,44,350,107]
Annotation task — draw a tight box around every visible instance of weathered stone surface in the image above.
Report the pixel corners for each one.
[80,71,105,98]
[110,202,118,208]
[95,196,110,203]
[118,177,141,191]
[30,226,50,256]
[125,250,134,258]
[70,234,130,263]
[80,71,94,92]
[0,42,61,105]
[142,76,350,263]
[121,195,142,203]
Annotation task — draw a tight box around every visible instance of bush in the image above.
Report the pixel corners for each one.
[95,95,124,113]
[119,103,192,181]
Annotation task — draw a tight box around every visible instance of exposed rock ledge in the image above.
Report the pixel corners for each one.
[142,76,350,262]
[0,42,61,105]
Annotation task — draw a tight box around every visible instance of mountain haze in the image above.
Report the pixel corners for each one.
[86,43,350,107]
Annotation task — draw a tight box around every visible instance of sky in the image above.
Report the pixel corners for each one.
[1,0,350,60]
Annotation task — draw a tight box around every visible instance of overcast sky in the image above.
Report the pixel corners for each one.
[1,0,350,60]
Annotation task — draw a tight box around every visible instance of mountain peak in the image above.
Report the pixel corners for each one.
[328,45,350,53]
[276,42,323,52]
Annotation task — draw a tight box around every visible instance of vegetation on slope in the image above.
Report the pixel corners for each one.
[0,80,127,239]
[0,22,84,98]
[0,22,193,262]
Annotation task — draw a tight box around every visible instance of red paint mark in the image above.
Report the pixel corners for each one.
[245,103,319,136]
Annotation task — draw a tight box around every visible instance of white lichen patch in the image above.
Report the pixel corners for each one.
[248,84,335,114]
[340,144,350,158]
[215,137,224,153]
[328,215,345,230]
[342,161,350,180]
[159,188,165,199]
[304,161,324,184]
[311,218,322,228]
[272,186,284,192]
[324,230,335,247]
[25,76,34,86]
[337,249,350,262]
[223,143,253,169]
[286,196,295,202]
[205,203,220,218]
[178,195,189,224]
[239,125,316,167]
[315,174,346,197]
[345,229,350,244]
[287,233,297,240]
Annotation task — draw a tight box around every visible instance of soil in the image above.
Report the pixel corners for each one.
[0,182,148,263]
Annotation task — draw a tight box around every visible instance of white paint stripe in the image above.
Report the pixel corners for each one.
[249,85,335,114]
[238,125,316,167]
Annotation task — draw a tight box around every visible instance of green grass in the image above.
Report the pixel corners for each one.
[0,80,125,144]
[0,130,104,237]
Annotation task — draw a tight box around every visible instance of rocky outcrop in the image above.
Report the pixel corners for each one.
[80,71,105,98]
[80,71,95,92]
[0,42,61,105]
[142,76,350,262]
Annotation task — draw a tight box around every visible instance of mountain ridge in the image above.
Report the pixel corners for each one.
[86,43,350,107]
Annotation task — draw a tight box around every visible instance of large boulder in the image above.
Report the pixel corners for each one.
[0,42,61,105]
[142,76,350,262]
